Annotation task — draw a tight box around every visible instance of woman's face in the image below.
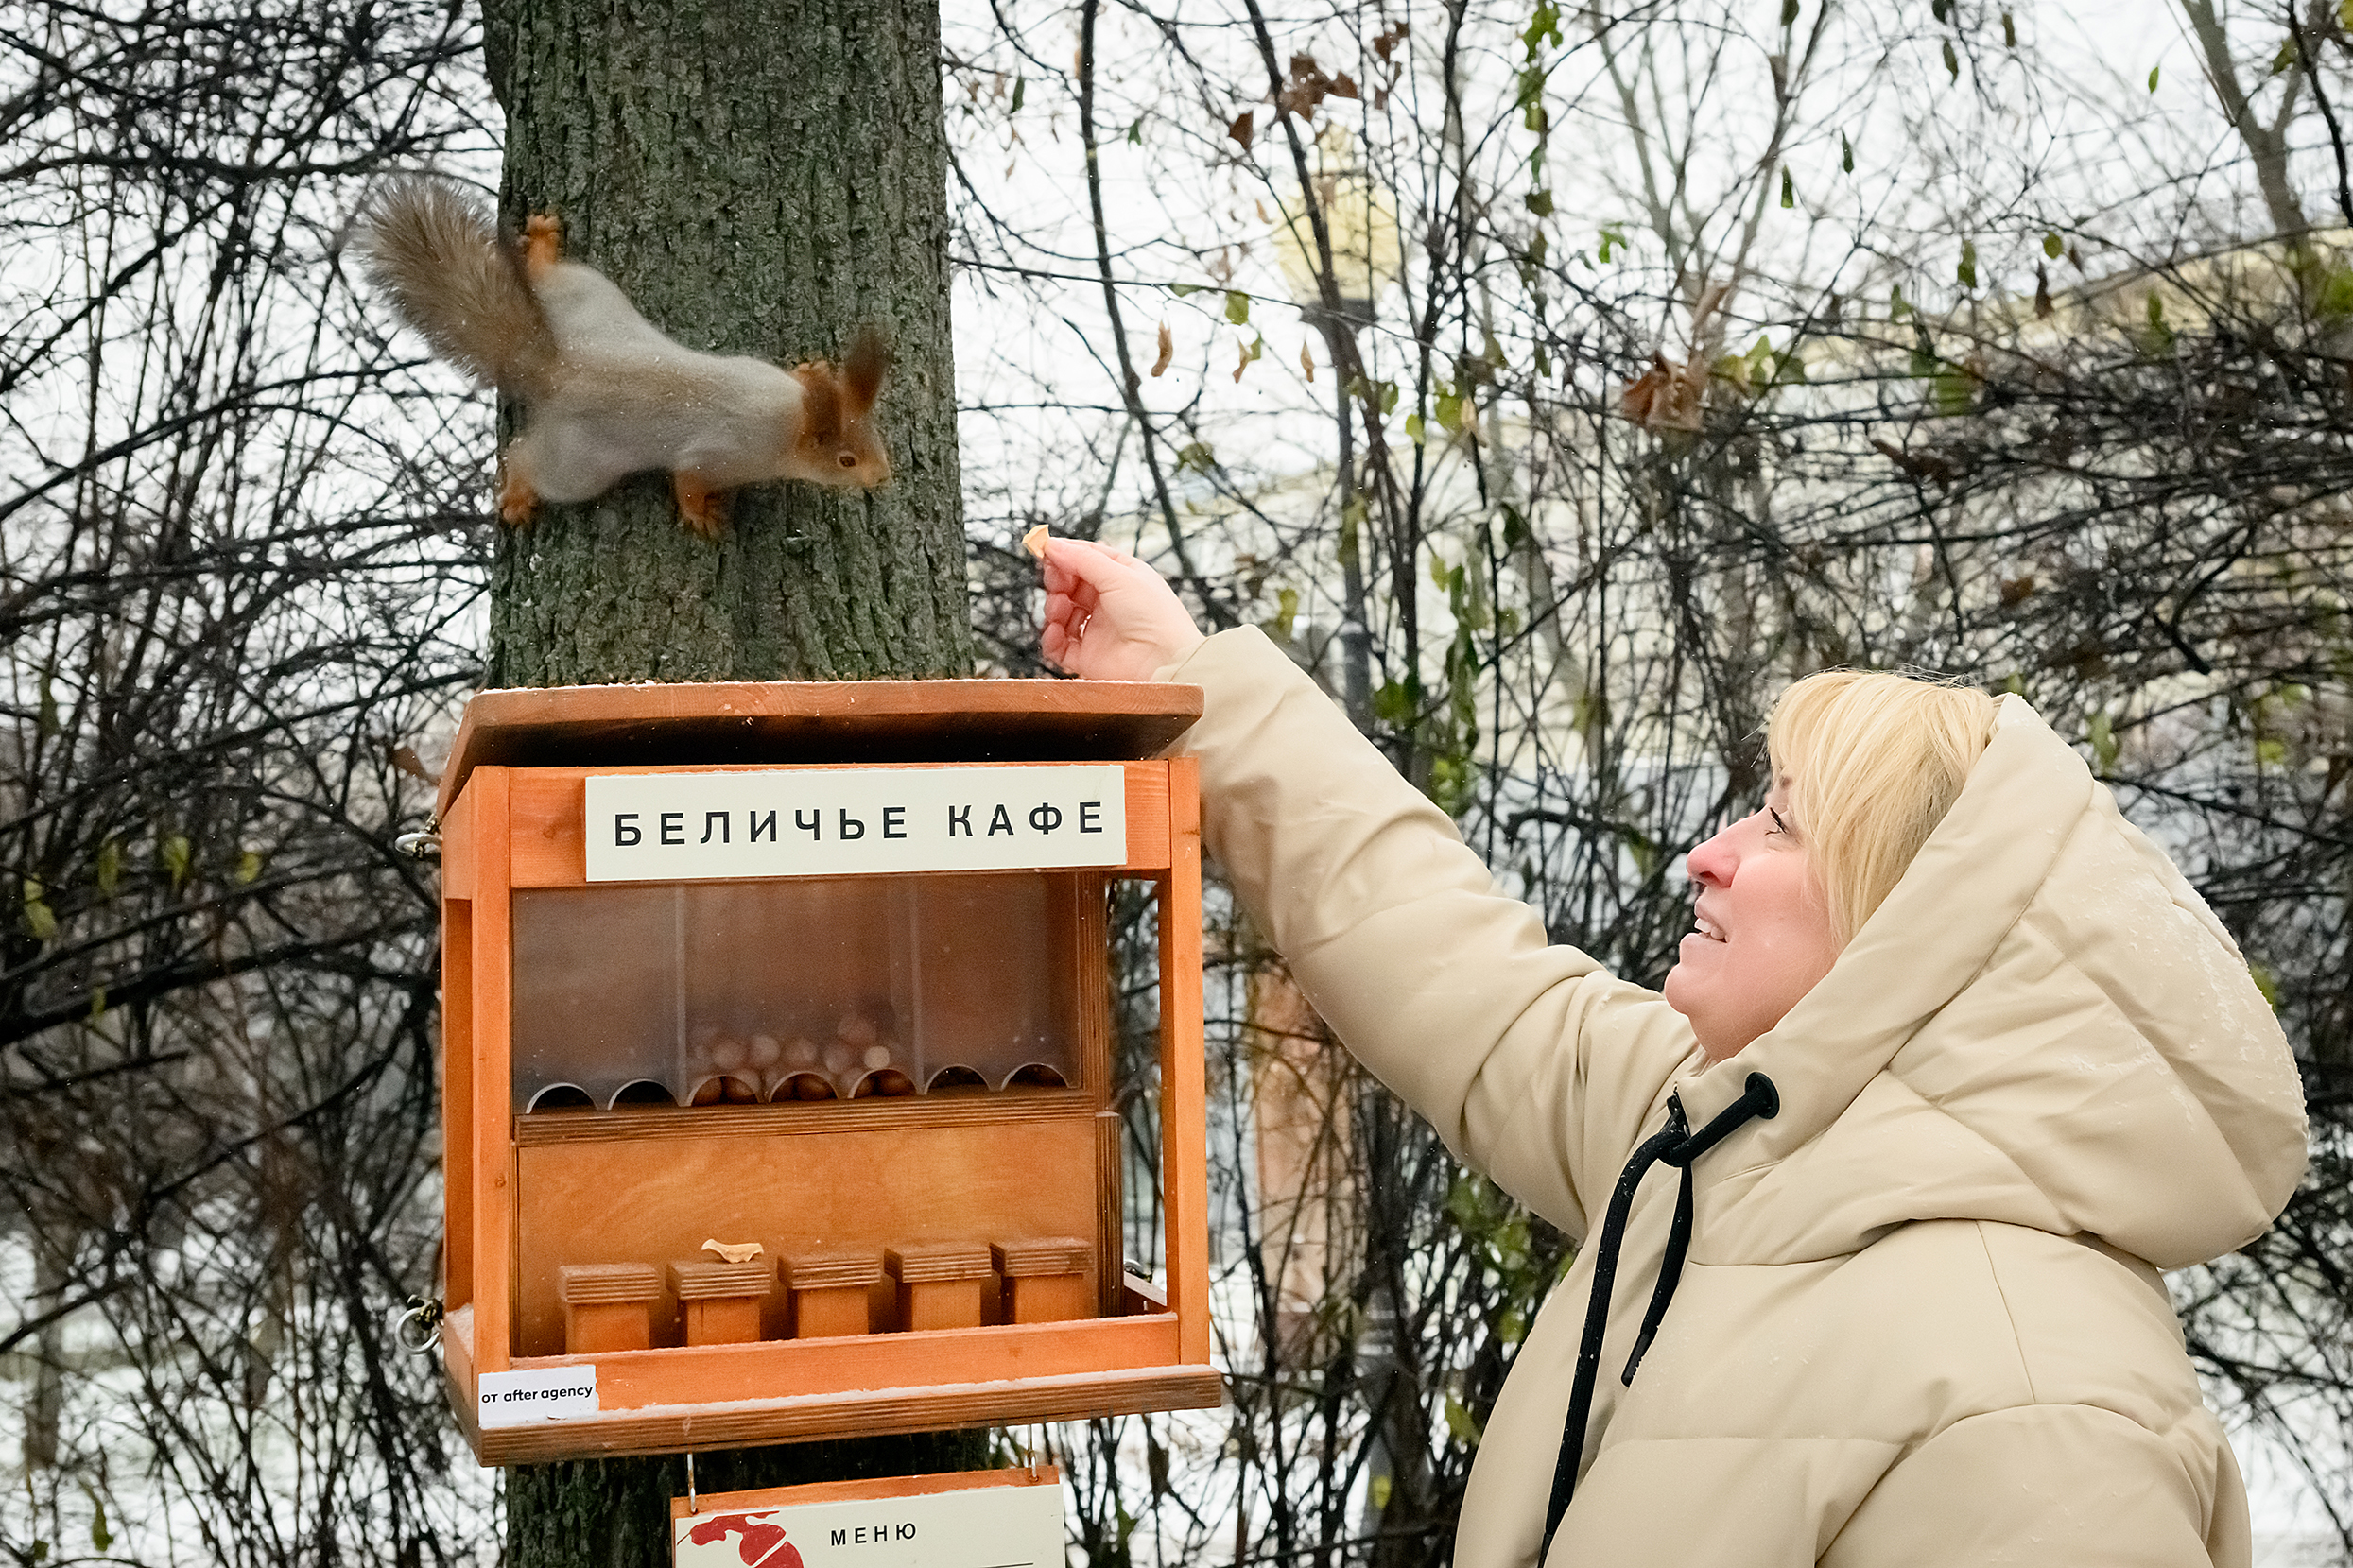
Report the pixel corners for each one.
[1662,782,1843,1063]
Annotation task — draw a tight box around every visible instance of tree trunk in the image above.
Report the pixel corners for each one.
[482,0,972,688]
[479,0,979,1556]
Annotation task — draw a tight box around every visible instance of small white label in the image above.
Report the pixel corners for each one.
[478,1365,598,1428]
[585,766,1129,882]
[674,1477,1063,1568]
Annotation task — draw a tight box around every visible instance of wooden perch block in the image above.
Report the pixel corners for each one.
[669,1260,773,1347]
[994,1237,1095,1324]
[558,1263,662,1354]
[782,1248,886,1339]
[888,1243,995,1332]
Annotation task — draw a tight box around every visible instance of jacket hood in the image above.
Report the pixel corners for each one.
[1677,694,2307,1271]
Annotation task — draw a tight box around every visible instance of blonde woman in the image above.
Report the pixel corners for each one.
[1038,538,2307,1568]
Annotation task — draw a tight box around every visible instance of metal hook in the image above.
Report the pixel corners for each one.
[393,828,442,861]
[393,1295,443,1355]
[686,1451,699,1516]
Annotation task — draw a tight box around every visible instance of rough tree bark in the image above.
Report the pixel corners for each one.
[478,0,981,1557]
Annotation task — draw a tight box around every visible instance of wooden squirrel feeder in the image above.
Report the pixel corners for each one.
[432,679,1219,1463]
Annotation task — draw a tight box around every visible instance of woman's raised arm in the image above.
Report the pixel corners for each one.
[1038,541,1695,1237]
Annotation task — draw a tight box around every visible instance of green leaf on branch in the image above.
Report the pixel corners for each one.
[1944,40,1960,81]
[2088,712,2120,772]
[2044,230,2064,258]
[1932,365,1977,415]
[1779,166,1794,208]
[1597,224,1627,262]
[236,850,264,884]
[2319,267,2353,319]
[95,837,121,896]
[1526,188,1554,217]
[1781,0,1800,24]
[1223,290,1250,325]
[1010,75,1026,112]
[1521,2,1561,56]
[2148,64,2160,92]
[1957,239,1977,289]
[1444,1394,1484,1444]
[1169,282,1205,297]
[2002,9,2017,46]
[1841,131,1854,173]
[23,879,57,941]
[1265,586,1300,644]
[161,834,191,890]
[1126,118,1143,145]
[1374,681,1418,727]
[1174,440,1217,474]
[1405,411,1427,444]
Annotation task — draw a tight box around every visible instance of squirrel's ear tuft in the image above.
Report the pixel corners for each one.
[843,324,891,412]
[796,364,843,447]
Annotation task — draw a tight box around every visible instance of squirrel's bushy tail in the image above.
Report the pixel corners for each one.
[358,179,559,399]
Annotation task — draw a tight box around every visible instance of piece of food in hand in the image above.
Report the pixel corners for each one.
[1023,524,1050,559]
[701,1238,765,1264]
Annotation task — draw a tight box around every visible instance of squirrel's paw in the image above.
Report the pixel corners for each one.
[521,213,563,275]
[496,470,540,526]
[671,472,729,541]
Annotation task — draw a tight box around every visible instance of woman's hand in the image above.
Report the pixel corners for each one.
[1039,537,1206,681]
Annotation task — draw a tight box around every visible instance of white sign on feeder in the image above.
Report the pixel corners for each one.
[585,765,1131,882]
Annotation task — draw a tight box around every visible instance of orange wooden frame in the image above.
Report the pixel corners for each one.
[436,685,1216,1465]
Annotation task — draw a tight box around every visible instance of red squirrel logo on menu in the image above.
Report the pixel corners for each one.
[686,1512,805,1568]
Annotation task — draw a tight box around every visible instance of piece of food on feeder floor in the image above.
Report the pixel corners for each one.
[701,1238,765,1265]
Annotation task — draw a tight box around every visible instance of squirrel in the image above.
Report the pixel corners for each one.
[356,178,891,539]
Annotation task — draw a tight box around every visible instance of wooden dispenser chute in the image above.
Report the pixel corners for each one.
[433,679,1220,1463]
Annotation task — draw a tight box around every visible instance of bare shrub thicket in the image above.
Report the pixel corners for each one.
[3,0,2348,1563]
[1,4,493,1560]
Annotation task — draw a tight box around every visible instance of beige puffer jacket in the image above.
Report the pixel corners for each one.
[1162,628,2308,1567]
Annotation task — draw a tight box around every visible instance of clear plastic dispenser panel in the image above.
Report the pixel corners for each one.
[510,872,1081,1111]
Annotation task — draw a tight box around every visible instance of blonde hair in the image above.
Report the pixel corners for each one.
[1764,671,2000,946]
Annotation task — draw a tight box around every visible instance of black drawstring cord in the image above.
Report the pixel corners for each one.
[1538,1072,1781,1558]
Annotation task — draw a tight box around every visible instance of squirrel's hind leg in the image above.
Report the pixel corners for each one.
[496,443,541,526]
[671,471,731,541]
[521,214,564,283]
